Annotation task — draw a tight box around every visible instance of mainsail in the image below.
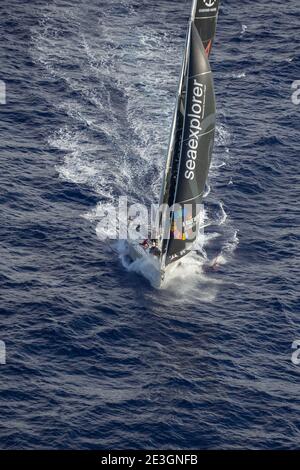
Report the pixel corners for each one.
[159,0,220,269]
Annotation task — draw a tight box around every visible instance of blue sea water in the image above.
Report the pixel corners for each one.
[0,0,300,450]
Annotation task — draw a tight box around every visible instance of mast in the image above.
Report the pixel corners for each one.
[159,0,220,271]
[158,5,193,209]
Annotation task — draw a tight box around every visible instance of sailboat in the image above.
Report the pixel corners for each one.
[127,0,220,286]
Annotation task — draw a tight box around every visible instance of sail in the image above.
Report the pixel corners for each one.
[193,0,220,56]
[160,4,217,268]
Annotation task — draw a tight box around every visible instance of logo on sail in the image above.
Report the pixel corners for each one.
[198,0,218,15]
[203,0,216,7]
[185,78,206,181]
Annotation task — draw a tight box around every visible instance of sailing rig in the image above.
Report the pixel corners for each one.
[127,0,220,286]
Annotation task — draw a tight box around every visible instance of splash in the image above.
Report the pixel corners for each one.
[240,24,248,36]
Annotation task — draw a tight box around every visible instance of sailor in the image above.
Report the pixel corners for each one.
[140,239,149,249]
[149,242,161,258]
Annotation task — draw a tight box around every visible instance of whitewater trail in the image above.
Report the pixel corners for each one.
[31,0,239,290]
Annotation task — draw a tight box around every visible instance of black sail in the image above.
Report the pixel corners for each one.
[161,20,216,267]
[193,0,220,56]
[174,24,215,205]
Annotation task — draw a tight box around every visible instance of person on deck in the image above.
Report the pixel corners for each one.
[140,239,149,249]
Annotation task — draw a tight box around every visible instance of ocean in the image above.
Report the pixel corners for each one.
[0,0,300,449]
